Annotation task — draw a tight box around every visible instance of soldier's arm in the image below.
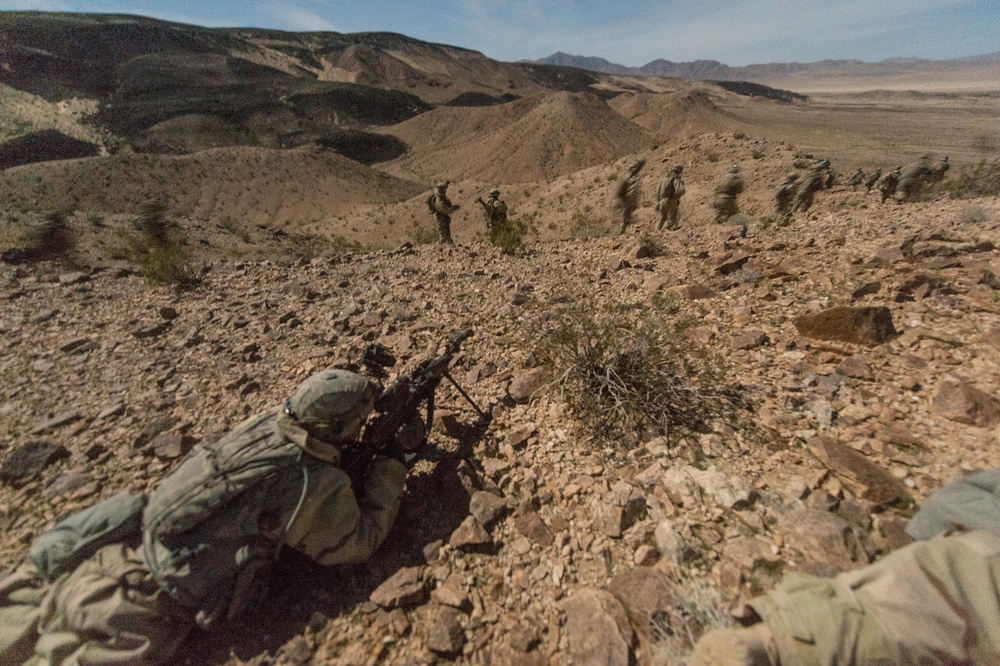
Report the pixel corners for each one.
[282,457,407,565]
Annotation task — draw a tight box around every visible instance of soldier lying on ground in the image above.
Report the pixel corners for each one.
[0,370,413,666]
[691,469,1000,665]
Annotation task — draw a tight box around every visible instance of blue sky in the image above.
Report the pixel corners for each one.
[2,0,997,66]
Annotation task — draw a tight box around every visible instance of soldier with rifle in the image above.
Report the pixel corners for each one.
[0,332,484,666]
[476,188,508,233]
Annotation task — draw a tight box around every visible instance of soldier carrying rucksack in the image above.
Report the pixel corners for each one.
[0,369,415,665]
[476,188,508,233]
[427,181,459,244]
[656,165,686,231]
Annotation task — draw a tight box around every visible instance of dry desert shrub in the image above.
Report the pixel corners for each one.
[488,218,527,255]
[126,202,200,289]
[17,210,75,262]
[944,159,1000,199]
[957,205,991,224]
[647,571,734,666]
[539,303,751,446]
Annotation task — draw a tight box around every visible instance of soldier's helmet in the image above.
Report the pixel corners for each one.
[787,172,799,181]
[630,159,646,172]
[672,165,684,173]
[284,370,378,444]
[490,188,500,197]
[435,181,448,191]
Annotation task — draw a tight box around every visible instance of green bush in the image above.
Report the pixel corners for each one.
[539,303,751,446]
[489,219,527,255]
[19,210,75,262]
[138,244,200,288]
[943,159,1000,199]
[127,203,200,289]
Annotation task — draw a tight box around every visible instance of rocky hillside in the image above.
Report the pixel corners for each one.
[2,176,999,664]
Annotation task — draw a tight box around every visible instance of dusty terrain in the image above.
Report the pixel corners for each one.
[3,10,1000,666]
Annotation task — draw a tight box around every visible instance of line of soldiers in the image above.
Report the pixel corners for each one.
[432,152,951,242]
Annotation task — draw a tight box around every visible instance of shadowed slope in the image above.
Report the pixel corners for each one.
[0,145,424,229]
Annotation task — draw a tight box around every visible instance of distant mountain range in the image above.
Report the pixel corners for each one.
[533,51,1000,92]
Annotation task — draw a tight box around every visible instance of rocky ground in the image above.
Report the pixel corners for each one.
[2,184,1000,665]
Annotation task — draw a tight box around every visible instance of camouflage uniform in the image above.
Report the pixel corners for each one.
[691,470,1000,666]
[655,165,685,231]
[774,172,799,220]
[615,159,645,234]
[712,164,744,224]
[477,189,508,232]
[863,167,882,193]
[847,168,865,189]
[791,161,829,214]
[877,167,902,203]
[0,371,407,666]
[427,182,459,244]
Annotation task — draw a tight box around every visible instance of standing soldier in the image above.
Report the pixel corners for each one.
[877,166,902,203]
[774,172,799,221]
[655,165,686,231]
[426,181,459,244]
[847,167,865,189]
[792,160,829,213]
[476,188,508,233]
[712,164,744,224]
[864,167,883,193]
[615,159,645,234]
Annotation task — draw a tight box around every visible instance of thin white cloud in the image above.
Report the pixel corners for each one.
[265,3,341,32]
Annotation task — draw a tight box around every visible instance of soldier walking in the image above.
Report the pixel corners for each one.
[615,159,645,234]
[877,166,902,203]
[427,181,459,244]
[774,172,799,221]
[791,160,829,213]
[864,167,883,193]
[847,167,865,189]
[712,164,744,224]
[655,165,686,231]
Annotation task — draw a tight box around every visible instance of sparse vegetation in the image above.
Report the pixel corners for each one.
[489,219,527,255]
[124,203,200,289]
[972,133,997,154]
[729,267,760,285]
[647,567,734,666]
[943,159,1000,199]
[637,233,662,258]
[14,210,76,263]
[958,205,991,224]
[706,152,720,163]
[411,223,438,245]
[540,303,752,446]
[570,210,605,239]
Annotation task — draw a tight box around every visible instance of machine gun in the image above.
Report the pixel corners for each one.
[342,330,487,482]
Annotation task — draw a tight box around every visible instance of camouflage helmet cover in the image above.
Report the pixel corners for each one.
[672,165,683,173]
[787,172,799,180]
[630,159,646,171]
[284,370,377,442]
[489,188,500,197]
[435,181,449,191]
